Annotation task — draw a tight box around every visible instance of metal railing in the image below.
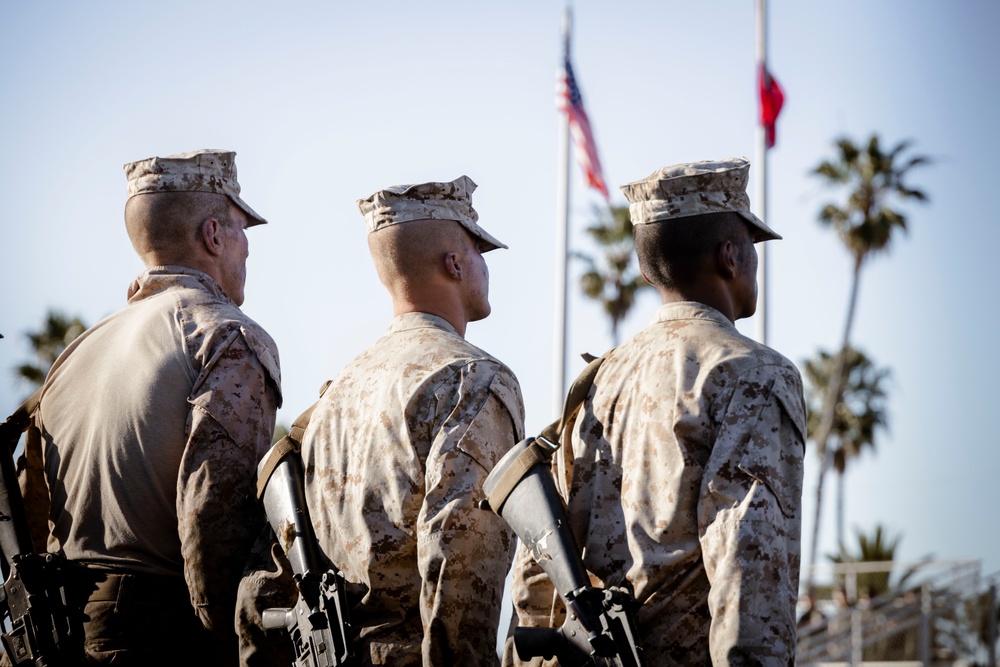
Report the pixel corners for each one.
[796,560,998,666]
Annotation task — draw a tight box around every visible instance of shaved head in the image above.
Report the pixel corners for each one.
[124,191,232,263]
[634,211,753,291]
[368,219,473,293]
[366,217,494,336]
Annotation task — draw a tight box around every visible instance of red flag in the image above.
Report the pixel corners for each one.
[556,51,609,199]
[758,63,785,149]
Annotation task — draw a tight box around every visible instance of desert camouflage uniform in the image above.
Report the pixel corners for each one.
[509,301,805,667]
[37,266,281,664]
[301,312,524,666]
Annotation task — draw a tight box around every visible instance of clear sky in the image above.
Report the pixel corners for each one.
[1,0,997,583]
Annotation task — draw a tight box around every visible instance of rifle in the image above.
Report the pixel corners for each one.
[480,351,643,667]
[0,392,79,666]
[256,423,354,667]
[482,437,643,667]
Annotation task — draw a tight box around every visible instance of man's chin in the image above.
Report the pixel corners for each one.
[469,305,492,323]
[737,299,757,322]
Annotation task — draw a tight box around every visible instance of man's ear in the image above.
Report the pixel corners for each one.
[200,218,224,257]
[717,239,739,280]
[640,269,653,286]
[443,250,463,281]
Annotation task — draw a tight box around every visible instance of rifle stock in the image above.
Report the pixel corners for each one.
[257,440,354,667]
[482,437,644,667]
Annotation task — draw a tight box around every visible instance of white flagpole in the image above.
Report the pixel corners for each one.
[754,0,769,346]
[554,7,572,413]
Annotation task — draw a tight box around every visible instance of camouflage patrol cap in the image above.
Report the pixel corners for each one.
[620,157,780,241]
[357,175,507,251]
[123,149,267,226]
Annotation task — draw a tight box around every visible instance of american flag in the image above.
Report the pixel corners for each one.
[556,51,609,199]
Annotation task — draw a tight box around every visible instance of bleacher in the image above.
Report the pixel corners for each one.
[797,561,999,666]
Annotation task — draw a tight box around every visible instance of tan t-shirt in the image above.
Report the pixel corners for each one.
[38,266,281,634]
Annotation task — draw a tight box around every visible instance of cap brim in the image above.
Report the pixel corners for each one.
[739,211,781,241]
[475,230,508,252]
[231,195,267,227]
[464,221,508,252]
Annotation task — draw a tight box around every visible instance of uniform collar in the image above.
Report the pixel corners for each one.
[386,311,460,337]
[652,301,735,330]
[126,266,233,305]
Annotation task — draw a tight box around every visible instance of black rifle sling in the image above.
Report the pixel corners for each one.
[485,349,612,515]
[0,387,48,554]
[1,388,43,454]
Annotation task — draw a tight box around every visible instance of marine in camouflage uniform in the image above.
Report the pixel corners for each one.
[300,177,524,666]
[507,159,806,667]
[34,150,281,666]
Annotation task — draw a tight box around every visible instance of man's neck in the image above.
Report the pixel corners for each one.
[392,300,467,338]
[659,285,737,324]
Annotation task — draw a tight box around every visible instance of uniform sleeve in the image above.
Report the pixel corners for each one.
[235,526,298,667]
[697,365,806,667]
[416,363,524,666]
[177,331,280,643]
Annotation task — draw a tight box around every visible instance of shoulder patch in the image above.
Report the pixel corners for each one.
[770,369,807,446]
[488,369,525,441]
[240,324,283,407]
[735,367,807,520]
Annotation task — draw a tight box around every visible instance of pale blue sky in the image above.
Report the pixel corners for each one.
[1,1,997,579]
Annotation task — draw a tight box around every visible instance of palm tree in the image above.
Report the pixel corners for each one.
[574,204,650,346]
[15,310,88,391]
[805,134,930,590]
[804,347,890,555]
[828,524,911,600]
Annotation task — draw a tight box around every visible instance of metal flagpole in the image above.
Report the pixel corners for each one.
[554,7,572,413]
[754,0,769,346]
